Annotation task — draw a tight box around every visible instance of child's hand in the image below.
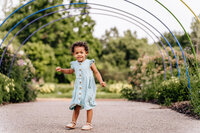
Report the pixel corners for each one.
[100,82,106,87]
[56,67,62,72]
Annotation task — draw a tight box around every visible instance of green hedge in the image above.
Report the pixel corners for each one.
[121,48,200,116]
[121,77,190,105]
[0,47,37,104]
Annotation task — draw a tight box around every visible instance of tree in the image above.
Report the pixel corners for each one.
[99,27,151,82]
[190,15,200,55]
[22,42,56,82]
[159,31,189,49]
[101,28,141,68]
[2,0,102,83]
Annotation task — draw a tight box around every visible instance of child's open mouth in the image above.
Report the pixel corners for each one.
[77,57,82,60]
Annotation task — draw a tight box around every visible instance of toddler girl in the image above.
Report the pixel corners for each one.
[56,41,106,130]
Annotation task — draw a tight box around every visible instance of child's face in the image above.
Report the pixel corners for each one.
[73,46,88,62]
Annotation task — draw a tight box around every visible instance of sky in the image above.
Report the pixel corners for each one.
[0,0,199,44]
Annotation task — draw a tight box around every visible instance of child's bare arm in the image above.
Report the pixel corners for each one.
[90,63,106,87]
[56,67,74,74]
[61,68,74,74]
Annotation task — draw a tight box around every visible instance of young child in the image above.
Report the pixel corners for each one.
[56,41,106,130]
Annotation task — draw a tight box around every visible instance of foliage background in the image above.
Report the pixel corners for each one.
[0,0,200,117]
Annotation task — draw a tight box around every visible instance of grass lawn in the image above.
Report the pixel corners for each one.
[37,92,122,99]
[37,83,124,99]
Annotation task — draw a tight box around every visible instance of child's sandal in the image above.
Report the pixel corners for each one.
[81,122,93,130]
[65,121,76,129]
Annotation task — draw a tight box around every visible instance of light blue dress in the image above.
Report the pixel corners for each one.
[69,59,97,110]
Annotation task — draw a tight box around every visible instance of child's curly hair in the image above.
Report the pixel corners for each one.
[71,41,89,53]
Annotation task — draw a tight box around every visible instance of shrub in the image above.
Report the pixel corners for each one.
[23,83,37,102]
[108,82,132,94]
[0,73,15,104]
[120,87,138,100]
[22,42,56,82]
[33,83,55,94]
[157,77,190,105]
[9,82,24,103]
[123,47,198,110]
[189,75,200,116]
[140,85,158,103]
[0,45,37,104]
[9,58,36,103]
[0,87,2,104]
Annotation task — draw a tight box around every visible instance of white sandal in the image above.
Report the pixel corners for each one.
[81,122,93,130]
[65,121,76,129]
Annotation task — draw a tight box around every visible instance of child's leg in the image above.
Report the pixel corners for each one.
[81,109,93,130]
[86,109,93,123]
[72,105,81,123]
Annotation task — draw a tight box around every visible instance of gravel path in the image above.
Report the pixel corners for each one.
[0,98,200,133]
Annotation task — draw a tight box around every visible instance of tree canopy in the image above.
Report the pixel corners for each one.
[99,27,152,82]
[2,0,102,83]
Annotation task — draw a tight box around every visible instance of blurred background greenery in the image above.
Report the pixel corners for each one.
[0,0,200,117]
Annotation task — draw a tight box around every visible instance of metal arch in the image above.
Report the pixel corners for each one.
[0,0,35,28]
[0,3,176,78]
[88,2,179,79]
[180,0,200,23]
[7,11,168,79]
[0,0,194,97]
[156,0,199,78]
[0,6,173,79]
[1,1,188,88]
[88,8,173,78]
[0,2,87,48]
[8,13,86,77]
[124,0,191,89]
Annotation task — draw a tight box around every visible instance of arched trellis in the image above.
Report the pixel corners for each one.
[8,12,167,79]
[156,0,199,77]
[124,0,191,88]
[0,1,190,87]
[0,6,175,80]
[0,3,178,79]
[0,0,198,91]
